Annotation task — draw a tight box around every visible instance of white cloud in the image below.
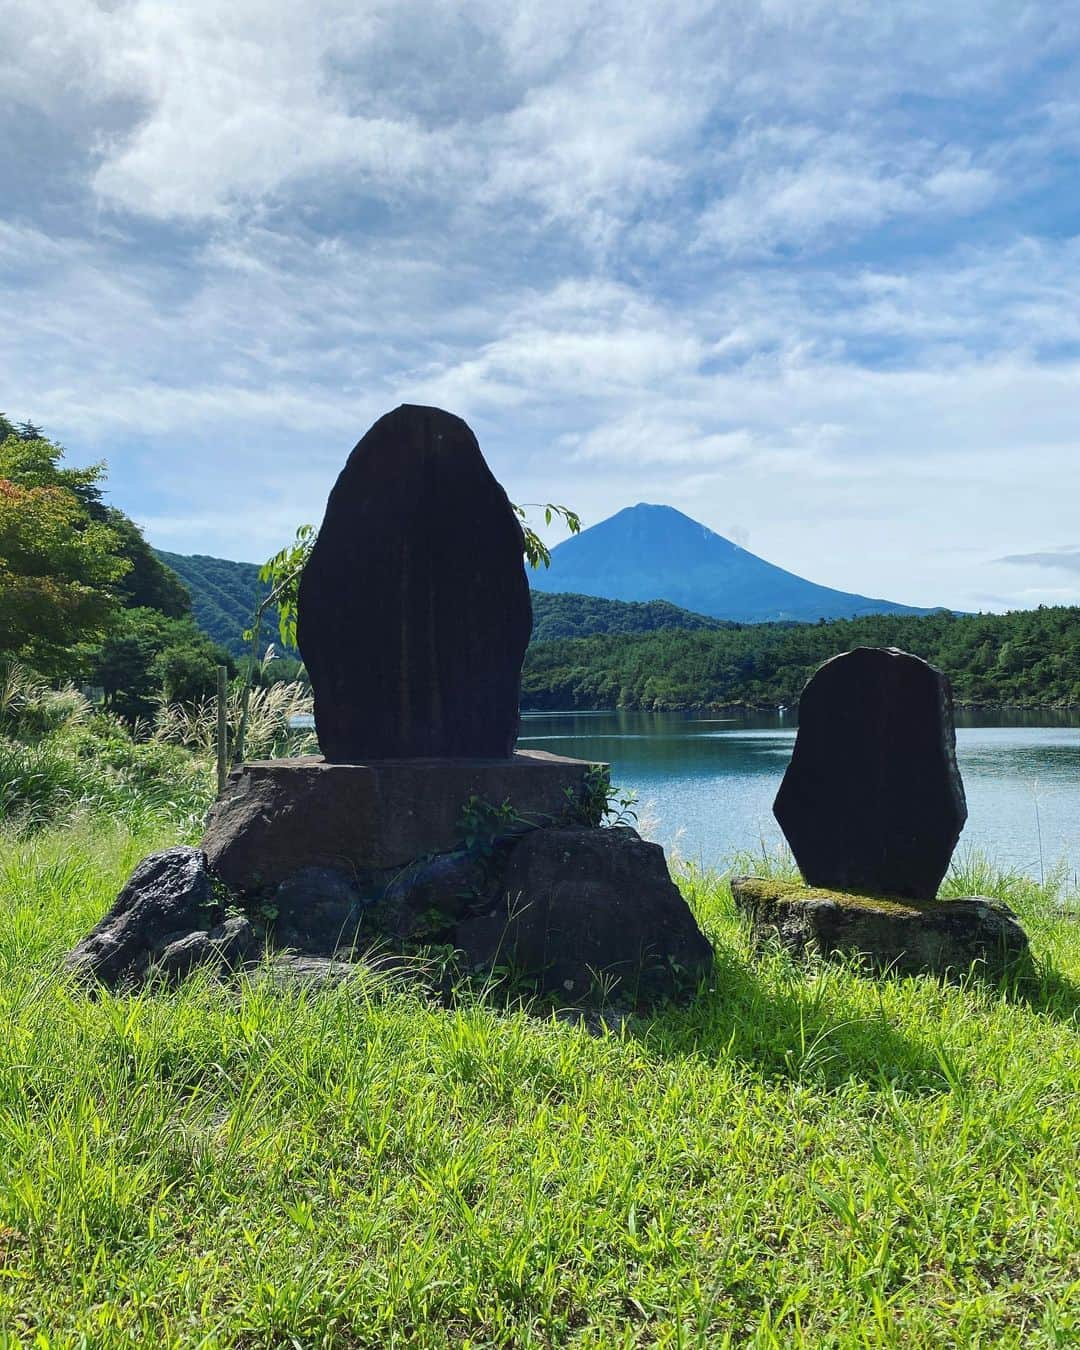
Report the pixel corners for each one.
[695,133,1000,258]
[3,0,1061,232]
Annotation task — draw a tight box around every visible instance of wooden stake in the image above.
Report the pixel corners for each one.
[216,665,229,795]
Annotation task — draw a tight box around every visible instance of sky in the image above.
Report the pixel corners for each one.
[1,1,1079,613]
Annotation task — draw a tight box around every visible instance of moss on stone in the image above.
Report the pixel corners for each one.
[730,875,947,917]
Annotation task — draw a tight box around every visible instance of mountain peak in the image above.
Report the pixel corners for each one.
[532,503,934,623]
[624,502,717,530]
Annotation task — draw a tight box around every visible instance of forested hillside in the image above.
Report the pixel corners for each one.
[522,606,1080,709]
[531,593,729,641]
[155,551,278,656]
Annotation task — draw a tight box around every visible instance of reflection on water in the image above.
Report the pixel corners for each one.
[517,708,1080,874]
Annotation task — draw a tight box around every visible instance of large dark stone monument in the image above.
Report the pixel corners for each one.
[774,646,967,900]
[734,647,1028,980]
[68,405,712,1005]
[298,404,532,760]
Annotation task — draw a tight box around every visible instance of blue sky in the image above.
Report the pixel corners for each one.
[1,0,1078,612]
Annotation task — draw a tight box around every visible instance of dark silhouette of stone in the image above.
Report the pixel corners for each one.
[731,877,1029,981]
[297,404,532,760]
[65,847,213,986]
[774,647,967,900]
[455,827,714,1003]
[202,751,594,894]
[63,401,628,995]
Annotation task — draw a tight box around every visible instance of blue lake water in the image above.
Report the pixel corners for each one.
[517,709,1080,877]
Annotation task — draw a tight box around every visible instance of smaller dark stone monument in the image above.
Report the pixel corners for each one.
[734,648,1029,979]
[774,646,967,900]
[67,405,712,1005]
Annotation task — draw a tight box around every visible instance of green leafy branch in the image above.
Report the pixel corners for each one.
[236,525,316,762]
[512,502,582,570]
[244,524,317,653]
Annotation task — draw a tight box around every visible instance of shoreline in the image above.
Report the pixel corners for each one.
[521,701,1080,716]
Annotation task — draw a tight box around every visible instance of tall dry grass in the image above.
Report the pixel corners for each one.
[153,678,317,760]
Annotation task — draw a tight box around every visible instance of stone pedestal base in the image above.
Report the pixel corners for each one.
[732,877,1029,981]
[202,750,599,895]
[66,752,717,1006]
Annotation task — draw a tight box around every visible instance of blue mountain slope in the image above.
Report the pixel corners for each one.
[529,504,938,623]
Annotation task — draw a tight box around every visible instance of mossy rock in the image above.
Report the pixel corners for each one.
[731,875,1030,982]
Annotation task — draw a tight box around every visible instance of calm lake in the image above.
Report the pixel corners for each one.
[517,709,1080,877]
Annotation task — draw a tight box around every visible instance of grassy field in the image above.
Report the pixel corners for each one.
[0,817,1077,1348]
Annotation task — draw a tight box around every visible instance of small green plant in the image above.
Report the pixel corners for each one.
[512,502,581,569]
[569,764,639,829]
[237,525,317,761]
[458,794,532,858]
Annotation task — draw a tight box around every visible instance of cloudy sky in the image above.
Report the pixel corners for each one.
[2,1,1078,612]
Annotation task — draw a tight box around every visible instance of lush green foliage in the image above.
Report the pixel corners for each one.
[514,501,582,569]
[523,605,1080,709]
[0,664,314,835]
[0,425,190,624]
[0,420,223,711]
[0,667,212,834]
[0,443,131,676]
[88,607,235,721]
[0,811,1077,1345]
[103,511,191,619]
[248,525,317,650]
[532,592,731,642]
[0,419,106,508]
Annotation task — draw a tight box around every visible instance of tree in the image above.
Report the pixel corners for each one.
[103,508,192,618]
[90,607,234,721]
[0,430,105,511]
[0,414,44,443]
[0,478,128,676]
[0,429,190,618]
[154,642,224,707]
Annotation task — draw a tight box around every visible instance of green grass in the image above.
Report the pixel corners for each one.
[0,819,1078,1347]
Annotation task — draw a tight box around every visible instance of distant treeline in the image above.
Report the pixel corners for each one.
[521,606,1080,709]
[530,593,731,641]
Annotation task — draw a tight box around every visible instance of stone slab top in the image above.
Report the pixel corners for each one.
[205,747,608,887]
